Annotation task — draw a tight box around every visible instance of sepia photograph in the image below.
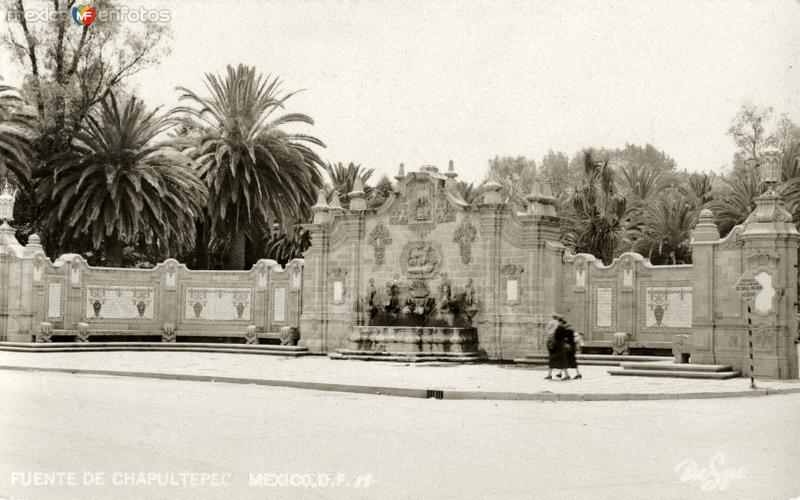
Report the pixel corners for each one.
[0,1,799,498]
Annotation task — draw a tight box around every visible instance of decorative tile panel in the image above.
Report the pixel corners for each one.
[85,285,156,320]
[183,286,252,322]
[642,285,692,329]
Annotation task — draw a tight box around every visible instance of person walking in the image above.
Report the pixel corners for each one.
[553,317,575,380]
[544,313,561,380]
[572,330,584,379]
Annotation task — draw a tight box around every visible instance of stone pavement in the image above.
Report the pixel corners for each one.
[1,351,799,400]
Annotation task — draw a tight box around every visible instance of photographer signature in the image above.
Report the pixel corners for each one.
[675,452,746,491]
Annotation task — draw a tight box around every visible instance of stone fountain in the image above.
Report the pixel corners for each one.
[337,274,480,361]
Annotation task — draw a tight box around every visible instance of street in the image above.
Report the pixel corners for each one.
[1,370,798,499]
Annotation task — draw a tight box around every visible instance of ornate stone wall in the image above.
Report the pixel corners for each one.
[299,165,564,359]
[561,252,694,349]
[0,229,303,342]
[691,203,799,379]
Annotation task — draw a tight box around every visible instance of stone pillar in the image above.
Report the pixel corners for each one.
[0,180,35,341]
[477,174,505,358]
[299,189,331,353]
[737,180,799,379]
[689,209,720,365]
[690,152,799,379]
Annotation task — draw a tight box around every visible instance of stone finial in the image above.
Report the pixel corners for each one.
[698,208,714,225]
[692,207,719,242]
[744,189,793,226]
[311,188,331,224]
[525,177,542,203]
[329,190,343,211]
[482,170,504,205]
[348,176,367,211]
[25,233,43,256]
[0,178,17,222]
[445,159,457,180]
[759,149,782,185]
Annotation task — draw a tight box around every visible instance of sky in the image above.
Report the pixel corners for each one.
[4,0,800,185]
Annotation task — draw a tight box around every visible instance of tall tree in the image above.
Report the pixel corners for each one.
[539,150,576,206]
[176,64,325,270]
[610,143,676,172]
[4,0,170,154]
[487,155,537,205]
[562,150,627,264]
[630,190,696,265]
[0,81,35,189]
[36,94,207,266]
[727,104,777,169]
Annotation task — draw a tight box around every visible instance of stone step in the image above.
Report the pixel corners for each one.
[514,354,673,366]
[0,342,309,356]
[331,350,479,363]
[336,349,477,357]
[607,368,741,380]
[619,362,734,372]
[580,354,675,362]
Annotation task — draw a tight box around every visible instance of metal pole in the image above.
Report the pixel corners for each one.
[747,305,756,389]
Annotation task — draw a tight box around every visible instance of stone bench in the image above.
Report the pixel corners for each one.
[37,322,300,346]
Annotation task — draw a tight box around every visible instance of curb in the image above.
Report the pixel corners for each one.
[2,364,800,401]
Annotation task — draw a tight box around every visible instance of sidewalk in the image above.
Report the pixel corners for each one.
[1,350,799,401]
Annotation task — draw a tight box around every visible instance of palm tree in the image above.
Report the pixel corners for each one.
[779,141,800,221]
[324,162,374,206]
[617,163,664,251]
[36,94,207,266]
[562,151,627,264]
[632,190,696,264]
[679,171,716,209]
[709,166,761,237]
[0,82,36,191]
[176,64,325,269]
[618,162,664,202]
[453,180,481,205]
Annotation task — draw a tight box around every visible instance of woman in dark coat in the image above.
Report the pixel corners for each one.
[553,320,574,379]
[545,314,561,379]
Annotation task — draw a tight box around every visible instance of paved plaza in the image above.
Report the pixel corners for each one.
[1,369,799,500]
[0,351,799,399]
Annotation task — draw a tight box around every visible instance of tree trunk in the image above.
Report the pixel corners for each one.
[195,220,209,270]
[229,231,247,270]
[106,237,124,267]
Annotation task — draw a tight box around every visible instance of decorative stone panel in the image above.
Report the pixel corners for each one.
[84,285,157,320]
[400,242,441,278]
[642,285,693,330]
[328,268,348,304]
[368,223,392,265]
[500,264,524,306]
[453,217,477,264]
[182,286,253,322]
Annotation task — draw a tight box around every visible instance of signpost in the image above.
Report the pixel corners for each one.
[734,273,762,389]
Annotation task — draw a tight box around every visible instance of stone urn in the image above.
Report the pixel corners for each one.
[653,305,665,326]
[279,326,300,346]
